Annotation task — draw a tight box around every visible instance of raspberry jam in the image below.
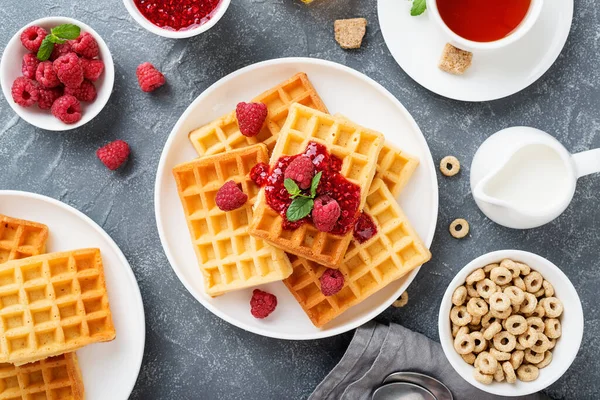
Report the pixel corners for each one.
[353,212,377,243]
[250,163,270,187]
[134,0,222,31]
[255,142,361,234]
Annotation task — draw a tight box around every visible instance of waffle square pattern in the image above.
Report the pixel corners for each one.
[172,144,293,297]
[0,216,48,264]
[0,249,115,365]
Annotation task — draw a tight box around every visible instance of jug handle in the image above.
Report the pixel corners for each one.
[573,149,600,178]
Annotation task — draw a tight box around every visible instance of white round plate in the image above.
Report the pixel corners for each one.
[155,58,438,340]
[0,191,145,399]
[378,0,573,102]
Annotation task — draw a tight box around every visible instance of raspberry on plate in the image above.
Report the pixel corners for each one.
[97,140,130,170]
[53,53,84,89]
[236,102,268,137]
[136,62,165,92]
[38,87,63,110]
[319,268,344,296]
[81,58,104,81]
[11,77,39,107]
[36,61,61,88]
[20,25,47,52]
[22,53,40,80]
[70,32,99,59]
[284,155,315,189]
[51,95,82,124]
[312,195,341,232]
[50,42,72,61]
[215,181,248,211]
[250,289,277,319]
[65,80,96,102]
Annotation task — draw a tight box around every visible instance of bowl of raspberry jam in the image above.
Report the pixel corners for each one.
[123,0,230,38]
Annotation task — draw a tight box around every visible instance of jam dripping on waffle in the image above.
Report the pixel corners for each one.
[353,212,377,243]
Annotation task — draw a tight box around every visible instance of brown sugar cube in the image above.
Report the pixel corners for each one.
[438,43,473,75]
[334,18,367,49]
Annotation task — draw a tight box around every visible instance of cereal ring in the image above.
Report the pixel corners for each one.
[548,338,556,349]
[449,219,469,239]
[489,292,511,312]
[481,312,498,329]
[503,361,517,384]
[450,306,472,326]
[536,351,553,369]
[493,331,516,353]
[471,314,482,326]
[466,269,486,285]
[490,266,512,286]
[510,350,524,370]
[454,334,475,355]
[470,331,487,353]
[484,263,499,273]
[530,304,545,318]
[490,307,511,319]
[473,368,493,385]
[457,326,470,337]
[542,297,563,318]
[544,318,562,339]
[543,280,555,297]
[533,288,545,298]
[524,271,543,293]
[517,364,539,382]
[461,353,476,365]
[452,286,468,306]
[440,156,460,177]
[520,293,538,314]
[512,305,521,314]
[526,317,545,333]
[500,259,521,278]
[494,363,505,382]
[466,282,480,298]
[513,277,526,291]
[452,323,460,337]
[393,291,409,308]
[490,348,511,361]
[517,262,531,276]
[467,297,489,317]
[515,342,525,351]
[518,327,537,348]
[505,315,528,335]
[483,321,502,341]
[475,351,498,375]
[532,332,551,353]
[476,279,497,299]
[525,348,545,364]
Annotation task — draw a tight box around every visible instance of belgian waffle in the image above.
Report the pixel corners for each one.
[188,73,329,156]
[0,352,84,399]
[283,179,431,327]
[172,144,293,296]
[248,103,384,268]
[0,216,48,264]
[0,249,115,365]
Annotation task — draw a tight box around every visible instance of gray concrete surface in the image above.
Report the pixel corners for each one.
[0,0,598,399]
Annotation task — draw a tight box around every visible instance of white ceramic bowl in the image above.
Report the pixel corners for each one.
[0,16,114,131]
[122,0,231,39]
[426,0,544,52]
[438,250,583,397]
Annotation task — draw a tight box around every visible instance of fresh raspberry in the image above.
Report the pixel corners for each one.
[284,155,315,189]
[312,195,341,232]
[35,61,61,88]
[215,181,248,211]
[20,26,47,52]
[53,53,83,89]
[236,102,267,137]
[22,53,40,79]
[320,269,344,296]
[50,42,72,61]
[65,80,96,102]
[69,32,99,59]
[51,95,81,124]
[96,140,130,170]
[136,62,165,92]
[38,87,63,110]
[250,289,277,319]
[81,58,104,81]
[11,77,39,107]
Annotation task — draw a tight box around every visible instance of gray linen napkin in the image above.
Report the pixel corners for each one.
[309,322,551,400]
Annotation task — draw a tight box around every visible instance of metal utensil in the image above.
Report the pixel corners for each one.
[372,382,437,400]
[383,372,453,400]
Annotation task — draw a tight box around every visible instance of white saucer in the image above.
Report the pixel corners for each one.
[0,191,145,400]
[155,57,438,340]
[378,0,573,102]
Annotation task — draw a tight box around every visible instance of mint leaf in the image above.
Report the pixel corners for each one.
[286,198,314,222]
[37,37,55,61]
[284,178,301,198]
[310,171,322,198]
[47,34,66,44]
[51,24,80,40]
[411,0,426,16]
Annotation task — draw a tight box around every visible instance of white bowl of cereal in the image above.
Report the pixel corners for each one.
[438,250,583,397]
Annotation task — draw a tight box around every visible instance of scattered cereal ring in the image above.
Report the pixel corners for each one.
[503,361,517,384]
[467,297,489,317]
[490,266,512,286]
[515,342,525,351]
[520,293,537,314]
[452,323,460,337]
[466,282,480,298]
[466,268,486,285]
[524,271,543,293]
[475,351,498,374]
[517,364,539,382]
[483,321,502,341]
[393,291,409,308]
[470,331,487,353]
[530,304,545,318]
[484,263,499,273]
[536,351,553,369]
[490,292,511,312]
[490,348,511,361]
[490,307,511,319]
[513,277,526,291]
[531,332,551,353]
[548,338,556,350]
[526,317,545,333]
[493,331,517,353]
[450,219,469,239]
[517,262,531,276]
[451,305,472,326]
[440,156,460,177]
[505,315,528,335]
[500,259,521,278]
[542,297,563,318]
[470,314,482,326]
[473,368,493,384]
[494,363,505,382]
[481,312,498,329]
[462,352,476,365]
[518,327,538,348]
[525,348,545,364]
[457,326,470,337]
[533,288,545,298]
[510,350,524,370]
[454,334,475,355]
[512,304,521,314]
[543,280,555,297]
[544,318,562,339]
[452,286,468,306]
[476,279,497,299]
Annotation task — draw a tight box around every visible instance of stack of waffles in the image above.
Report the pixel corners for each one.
[174,72,431,328]
[0,214,117,399]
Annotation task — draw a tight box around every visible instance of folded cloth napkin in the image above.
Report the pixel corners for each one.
[309,321,551,400]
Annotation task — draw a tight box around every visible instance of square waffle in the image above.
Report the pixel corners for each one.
[248,103,384,268]
[283,179,431,327]
[0,352,84,399]
[188,72,329,156]
[172,144,293,296]
[0,248,115,365]
[0,215,48,264]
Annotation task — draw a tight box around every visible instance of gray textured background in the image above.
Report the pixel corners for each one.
[0,0,598,399]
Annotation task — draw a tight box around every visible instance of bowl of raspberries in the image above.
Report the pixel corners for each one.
[0,16,114,131]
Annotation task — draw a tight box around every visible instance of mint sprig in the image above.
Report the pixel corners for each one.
[285,171,323,222]
[410,0,426,16]
[36,24,81,61]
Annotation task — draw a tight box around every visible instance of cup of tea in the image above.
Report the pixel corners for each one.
[426,0,544,51]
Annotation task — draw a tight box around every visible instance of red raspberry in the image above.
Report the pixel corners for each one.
[35,61,61,88]
[11,77,39,107]
[38,87,63,110]
[81,58,104,81]
[312,195,341,232]
[250,289,277,319]
[69,32,99,59]
[235,102,267,137]
[97,140,130,170]
[136,62,165,92]
[284,155,315,189]
[50,42,72,61]
[20,26,47,52]
[65,80,96,102]
[51,95,81,124]
[215,181,248,211]
[53,53,84,89]
[22,53,40,79]
[319,269,344,296]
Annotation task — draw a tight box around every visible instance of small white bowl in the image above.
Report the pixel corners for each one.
[426,0,544,52]
[122,0,231,39]
[438,250,583,397]
[0,16,115,132]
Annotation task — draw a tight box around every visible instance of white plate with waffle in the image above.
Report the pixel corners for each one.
[155,58,438,339]
[0,191,145,399]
